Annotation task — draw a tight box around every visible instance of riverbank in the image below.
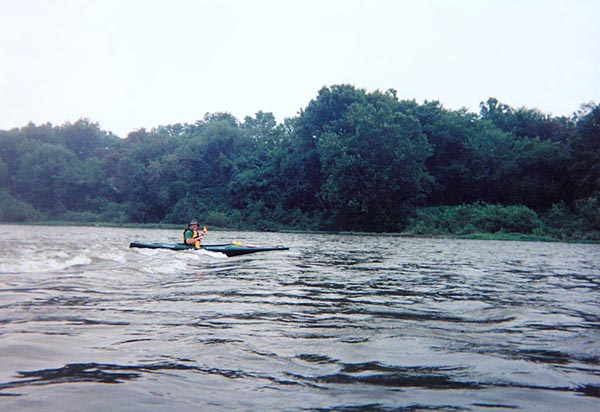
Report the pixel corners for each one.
[3,221,598,244]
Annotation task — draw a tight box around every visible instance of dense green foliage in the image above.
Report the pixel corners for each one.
[1,85,599,239]
[406,203,543,236]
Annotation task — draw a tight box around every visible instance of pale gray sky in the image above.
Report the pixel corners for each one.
[1,0,598,137]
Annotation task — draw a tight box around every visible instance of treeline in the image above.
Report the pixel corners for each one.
[0,85,599,239]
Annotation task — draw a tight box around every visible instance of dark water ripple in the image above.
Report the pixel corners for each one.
[1,225,600,411]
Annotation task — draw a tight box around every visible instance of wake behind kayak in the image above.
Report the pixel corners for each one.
[129,241,289,257]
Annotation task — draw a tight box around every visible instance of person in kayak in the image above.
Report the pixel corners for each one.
[182,219,207,249]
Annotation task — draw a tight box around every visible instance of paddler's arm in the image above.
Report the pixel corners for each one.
[196,227,208,242]
[184,232,204,245]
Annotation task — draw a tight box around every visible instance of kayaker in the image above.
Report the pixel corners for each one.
[182,219,206,249]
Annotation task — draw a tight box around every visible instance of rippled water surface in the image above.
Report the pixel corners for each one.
[1,224,599,411]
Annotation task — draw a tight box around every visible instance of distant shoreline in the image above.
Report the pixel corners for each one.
[3,221,598,244]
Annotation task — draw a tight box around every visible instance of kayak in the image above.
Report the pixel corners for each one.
[129,241,289,257]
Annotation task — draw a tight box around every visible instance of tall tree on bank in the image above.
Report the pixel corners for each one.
[292,85,370,213]
[312,87,433,231]
[569,103,600,199]
[408,101,475,206]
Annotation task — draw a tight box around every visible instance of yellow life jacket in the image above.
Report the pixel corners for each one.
[182,228,201,249]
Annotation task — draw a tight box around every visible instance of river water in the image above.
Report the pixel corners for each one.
[0,224,599,411]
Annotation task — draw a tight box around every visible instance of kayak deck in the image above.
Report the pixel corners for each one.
[129,241,289,257]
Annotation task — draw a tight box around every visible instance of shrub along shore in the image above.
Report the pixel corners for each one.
[3,201,598,243]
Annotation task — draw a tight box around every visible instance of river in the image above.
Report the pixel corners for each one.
[0,224,599,411]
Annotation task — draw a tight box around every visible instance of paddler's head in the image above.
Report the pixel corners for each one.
[189,219,199,229]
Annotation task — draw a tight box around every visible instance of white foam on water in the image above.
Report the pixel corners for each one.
[0,251,93,274]
[128,247,226,275]
[195,249,229,260]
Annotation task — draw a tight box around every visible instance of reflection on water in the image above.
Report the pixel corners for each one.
[1,224,599,411]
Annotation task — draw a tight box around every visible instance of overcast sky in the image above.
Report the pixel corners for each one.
[1,0,598,137]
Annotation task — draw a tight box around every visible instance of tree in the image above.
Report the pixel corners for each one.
[318,90,432,231]
[59,118,119,159]
[290,85,370,212]
[569,102,600,199]
[510,137,571,209]
[231,112,285,212]
[14,142,81,214]
[461,121,525,204]
[412,101,475,205]
[480,97,574,144]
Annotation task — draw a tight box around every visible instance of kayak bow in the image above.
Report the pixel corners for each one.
[129,241,289,257]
